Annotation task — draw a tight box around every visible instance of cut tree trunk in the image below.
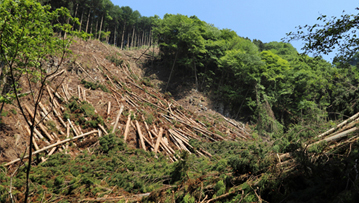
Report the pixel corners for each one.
[135,121,146,151]
[123,114,131,141]
[112,105,124,134]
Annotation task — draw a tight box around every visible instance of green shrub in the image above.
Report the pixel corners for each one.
[64,98,104,129]
[81,79,110,93]
[1,111,8,117]
[183,194,195,203]
[10,108,17,115]
[99,133,125,153]
[214,180,226,196]
[106,55,123,66]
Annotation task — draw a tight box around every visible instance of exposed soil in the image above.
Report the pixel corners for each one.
[0,38,250,166]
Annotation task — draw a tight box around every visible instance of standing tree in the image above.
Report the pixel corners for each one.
[0,0,76,202]
[285,7,359,63]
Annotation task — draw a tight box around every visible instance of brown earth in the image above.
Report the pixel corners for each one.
[0,38,250,166]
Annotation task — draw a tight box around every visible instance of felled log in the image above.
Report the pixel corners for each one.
[142,115,153,141]
[83,89,86,101]
[311,127,359,146]
[135,121,146,151]
[107,102,111,116]
[98,124,108,136]
[123,114,131,142]
[78,85,82,100]
[38,102,53,120]
[5,130,97,166]
[62,84,69,102]
[318,111,359,138]
[46,85,59,108]
[68,119,79,136]
[24,104,54,141]
[75,61,96,82]
[53,108,67,127]
[154,128,163,154]
[112,105,124,134]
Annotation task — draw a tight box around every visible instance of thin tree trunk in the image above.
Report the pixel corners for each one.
[64,17,70,39]
[165,51,179,92]
[121,21,126,50]
[142,31,145,47]
[114,26,117,46]
[193,55,198,91]
[131,26,135,49]
[126,32,130,49]
[78,10,84,32]
[149,30,152,47]
[106,28,110,43]
[90,21,93,39]
[72,3,78,31]
[95,20,98,39]
[85,9,91,33]
[149,30,153,46]
[98,16,104,40]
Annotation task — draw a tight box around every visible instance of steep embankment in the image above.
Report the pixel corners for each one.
[0,38,250,164]
[2,39,359,202]
[0,38,251,201]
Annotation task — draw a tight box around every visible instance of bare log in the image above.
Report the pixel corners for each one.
[112,105,124,134]
[154,128,163,154]
[75,61,96,82]
[46,86,58,108]
[61,84,69,102]
[68,119,79,136]
[47,69,65,80]
[135,121,146,151]
[5,130,97,166]
[123,114,131,142]
[78,85,82,100]
[38,102,53,120]
[107,102,111,116]
[318,112,359,138]
[83,89,86,101]
[98,124,108,136]
[53,108,66,127]
[24,104,53,141]
[311,127,359,146]
[66,123,70,152]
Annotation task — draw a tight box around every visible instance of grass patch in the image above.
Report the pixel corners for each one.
[63,97,104,129]
[81,79,110,93]
[106,54,123,66]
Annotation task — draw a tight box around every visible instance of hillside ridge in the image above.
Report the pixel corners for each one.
[0,38,250,165]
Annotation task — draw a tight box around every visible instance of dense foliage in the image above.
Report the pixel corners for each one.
[40,0,157,49]
[152,13,359,134]
[35,2,359,131]
[2,1,359,202]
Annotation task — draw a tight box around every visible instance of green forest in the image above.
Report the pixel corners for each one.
[1,0,359,202]
[36,0,359,131]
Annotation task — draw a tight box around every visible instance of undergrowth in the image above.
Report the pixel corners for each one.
[81,79,110,93]
[1,121,359,202]
[63,97,104,129]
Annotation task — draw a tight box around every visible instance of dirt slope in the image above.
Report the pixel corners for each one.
[0,38,250,165]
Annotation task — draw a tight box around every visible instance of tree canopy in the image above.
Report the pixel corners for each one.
[285,7,359,63]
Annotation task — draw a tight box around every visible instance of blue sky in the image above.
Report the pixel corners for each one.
[112,0,358,62]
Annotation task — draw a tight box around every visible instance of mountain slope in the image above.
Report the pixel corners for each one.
[1,39,359,203]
